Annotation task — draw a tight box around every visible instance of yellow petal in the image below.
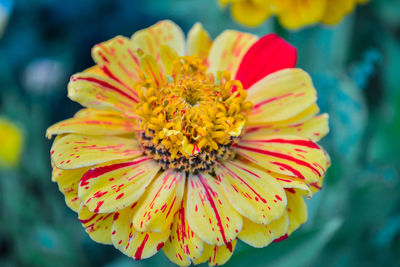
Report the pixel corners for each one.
[52,166,89,212]
[132,170,185,233]
[50,134,141,169]
[278,0,327,29]
[239,212,289,248]
[186,173,242,246]
[68,72,138,116]
[187,22,212,61]
[83,65,105,75]
[246,68,317,125]
[78,204,114,244]
[132,20,185,64]
[236,135,327,183]
[73,108,122,118]
[91,36,142,90]
[208,240,237,266]
[322,0,356,25]
[268,170,311,196]
[215,160,286,225]
[192,242,213,265]
[46,114,137,138]
[160,45,179,76]
[231,1,271,27]
[111,204,170,260]
[286,188,307,235]
[244,114,329,142]
[207,30,257,77]
[140,54,166,87]
[162,205,204,266]
[0,117,23,168]
[78,157,160,213]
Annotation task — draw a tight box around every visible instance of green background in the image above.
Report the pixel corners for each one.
[0,0,399,266]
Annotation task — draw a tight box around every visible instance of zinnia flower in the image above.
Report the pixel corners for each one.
[219,0,369,29]
[47,20,330,266]
[0,117,23,168]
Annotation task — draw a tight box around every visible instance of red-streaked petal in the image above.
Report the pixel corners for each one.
[46,114,137,138]
[215,160,286,225]
[235,34,297,89]
[111,204,170,260]
[52,166,89,212]
[92,36,141,92]
[162,204,204,266]
[78,204,114,244]
[244,113,329,142]
[131,20,185,63]
[192,241,237,266]
[239,212,289,248]
[78,157,160,213]
[50,134,142,169]
[68,72,139,115]
[207,30,257,77]
[246,68,317,125]
[132,170,185,233]
[285,188,307,235]
[186,173,242,246]
[235,135,327,183]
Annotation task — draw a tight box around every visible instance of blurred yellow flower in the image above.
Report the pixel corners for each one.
[0,117,23,168]
[47,20,330,266]
[219,0,369,29]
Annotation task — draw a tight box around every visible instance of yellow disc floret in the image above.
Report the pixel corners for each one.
[134,47,253,173]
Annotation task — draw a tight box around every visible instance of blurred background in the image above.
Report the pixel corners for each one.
[0,0,399,266]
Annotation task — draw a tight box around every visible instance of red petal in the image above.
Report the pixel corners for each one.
[235,34,297,89]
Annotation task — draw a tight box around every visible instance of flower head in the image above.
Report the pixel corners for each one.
[219,0,369,29]
[0,117,23,168]
[47,21,330,266]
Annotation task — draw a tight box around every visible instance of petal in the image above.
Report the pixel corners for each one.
[111,204,170,260]
[236,135,327,183]
[268,171,311,196]
[322,0,355,25]
[192,243,213,265]
[132,171,185,233]
[73,108,122,118]
[68,72,138,115]
[239,212,289,248]
[231,1,270,27]
[187,23,212,61]
[215,160,286,225]
[278,0,327,29]
[50,134,141,169]
[78,204,113,244]
[46,114,137,138]
[246,68,317,125]
[140,54,166,88]
[208,240,237,266]
[131,20,185,63]
[244,114,329,142]
[162,205,204,266]
[285,188,307,235]
[92,36,142,93]
[186,173,242,246]
[207,30,257,77]
[235,34,297,90]
[52,166,89,212]
[78,157,160,213]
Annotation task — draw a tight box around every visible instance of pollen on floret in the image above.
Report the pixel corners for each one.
[134,48,253,173]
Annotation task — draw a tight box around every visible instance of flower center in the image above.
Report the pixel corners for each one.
[135,53,253,173]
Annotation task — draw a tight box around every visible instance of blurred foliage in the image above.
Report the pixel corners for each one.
[0,0,399,266]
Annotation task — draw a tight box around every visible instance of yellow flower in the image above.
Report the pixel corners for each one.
[0,117,23,168]
[219,0,369,29]
[47,20,330,266]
